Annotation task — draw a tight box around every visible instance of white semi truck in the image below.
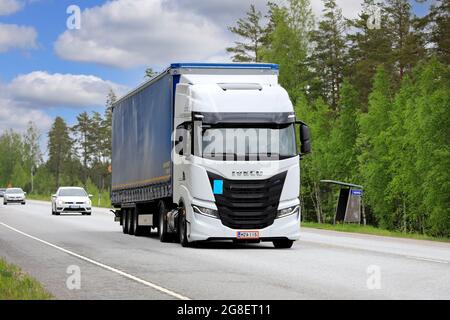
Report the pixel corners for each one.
[111,63,311,248]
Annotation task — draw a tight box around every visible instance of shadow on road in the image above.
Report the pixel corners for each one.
[140,229,278,250]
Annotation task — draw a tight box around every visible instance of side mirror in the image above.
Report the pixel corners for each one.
[24,192,27,195]
[51,194,57,199]
[88,194,93,198]
[299,124,312,155]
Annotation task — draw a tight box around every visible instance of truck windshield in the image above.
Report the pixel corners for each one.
[201,123,297,161]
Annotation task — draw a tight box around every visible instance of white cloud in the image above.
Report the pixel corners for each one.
[54,0,228,69]
[0,97,52,134]
[7,71,128,108]
[0,0,22,16]
[0,23,37,52]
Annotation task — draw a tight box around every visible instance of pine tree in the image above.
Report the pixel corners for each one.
[226,5,266,62]
[347,0,393,107]
[384,0,425,81]
[72,112,95,183]
[102,90,116,162]
[310,0,347,111]
[47,117,73,188]
[418,0,450,65]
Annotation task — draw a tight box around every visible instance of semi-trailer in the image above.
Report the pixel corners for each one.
[111,63,311,248]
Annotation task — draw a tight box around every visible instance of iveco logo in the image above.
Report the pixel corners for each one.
[232,170,264,177]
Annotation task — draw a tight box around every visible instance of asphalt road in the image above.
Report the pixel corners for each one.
[0,200,449,300]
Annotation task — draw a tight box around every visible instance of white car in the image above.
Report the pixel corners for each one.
[51,187,92,216]
[3,188,26,205]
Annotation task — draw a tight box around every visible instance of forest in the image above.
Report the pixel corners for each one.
[0,0,448,236]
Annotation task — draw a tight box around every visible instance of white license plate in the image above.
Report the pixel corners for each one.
[70,205,79,209]
[236,231,260,240]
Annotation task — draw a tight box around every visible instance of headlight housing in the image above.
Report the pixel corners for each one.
[192,205,219,219]
[277,205,299,218]
[57,200,65,206]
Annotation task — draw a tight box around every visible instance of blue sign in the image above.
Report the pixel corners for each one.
[213,180,224,195]
[351,189,363,196]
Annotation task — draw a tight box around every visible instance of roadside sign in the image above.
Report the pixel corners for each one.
[351,189,363,196]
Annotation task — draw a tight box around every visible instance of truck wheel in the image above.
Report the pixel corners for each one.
[133,209,147,236]
[179,206,190,247]
[273,239,294,249]
[127,208,135,235]
[158,202,171,242]
[122,210,129,234]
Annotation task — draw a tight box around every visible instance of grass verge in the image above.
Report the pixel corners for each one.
[302,222,450,243]
[0,258,53,300]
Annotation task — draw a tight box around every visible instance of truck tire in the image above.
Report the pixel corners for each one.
[127,208,135,235]
[179,206,191,247]
[273,239,294,249]
[158,201,171,242]
[133,208,148,236]
[122,210,129,234]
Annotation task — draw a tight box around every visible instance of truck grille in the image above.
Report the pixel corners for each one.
[208,172,287,229]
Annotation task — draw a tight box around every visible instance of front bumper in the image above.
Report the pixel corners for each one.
[4,198,25,203]
[188,209,301,242]
[56,204,91,213]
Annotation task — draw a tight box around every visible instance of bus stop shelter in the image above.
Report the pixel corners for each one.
[320,180,365,225]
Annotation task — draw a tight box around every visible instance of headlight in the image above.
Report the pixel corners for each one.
[192,205,219,219]
[277,205,299,218]
[57,200,65,206]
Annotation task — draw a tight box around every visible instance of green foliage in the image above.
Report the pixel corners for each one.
[224,1,449,236]
[328,79,360,182]
[358,66,395,228]
[0,258,53,300]
[261,1,314,102]
[309,0,347,110]
[226,4,266,62]
[47,117,74,188]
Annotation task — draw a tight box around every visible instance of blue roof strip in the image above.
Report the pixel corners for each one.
[170,63,279,70]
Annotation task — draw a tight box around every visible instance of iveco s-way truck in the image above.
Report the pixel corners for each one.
[111,63,311,248]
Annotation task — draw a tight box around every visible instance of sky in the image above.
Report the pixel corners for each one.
[0,0,433,146]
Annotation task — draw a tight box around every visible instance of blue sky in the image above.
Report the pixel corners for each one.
[0,0,434,141]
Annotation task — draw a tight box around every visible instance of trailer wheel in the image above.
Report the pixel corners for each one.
[133,208,147,236]
[179,206,190,247]
[122,210,129,234]
[127,208,135,235]
[158,201,171,242]
[273,239,294,249]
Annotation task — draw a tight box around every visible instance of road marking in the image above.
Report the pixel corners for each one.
[0,222,190,300]
[405,256,449,264]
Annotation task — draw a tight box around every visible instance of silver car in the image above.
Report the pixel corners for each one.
[51,187,92,215]
[3,188,26,205]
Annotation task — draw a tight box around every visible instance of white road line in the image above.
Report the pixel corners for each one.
[405,256,449,264]
[0,222,190,300]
